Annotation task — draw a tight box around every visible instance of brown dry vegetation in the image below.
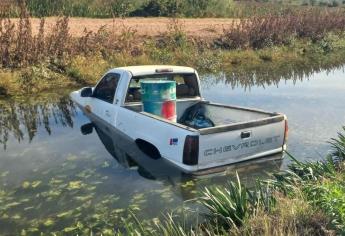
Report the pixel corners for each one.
[2,7,345,69]
[1,6,345,96]
[217,8,345,49]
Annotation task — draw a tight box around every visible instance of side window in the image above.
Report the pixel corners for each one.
[126,78,143,103]
[93,73,120,103]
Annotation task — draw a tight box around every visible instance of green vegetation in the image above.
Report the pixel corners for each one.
[117,127,345,235]
[2,0,345,18]
[2,0,235,18]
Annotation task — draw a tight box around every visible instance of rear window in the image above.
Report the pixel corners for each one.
[126,73,200,103]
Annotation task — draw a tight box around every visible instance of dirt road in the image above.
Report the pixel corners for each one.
[24,17,236,39]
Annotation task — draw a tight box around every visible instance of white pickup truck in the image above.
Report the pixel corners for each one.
[70,66,288,173]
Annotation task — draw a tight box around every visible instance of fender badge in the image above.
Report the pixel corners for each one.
[85,105,92,113]
[169,138,178,145]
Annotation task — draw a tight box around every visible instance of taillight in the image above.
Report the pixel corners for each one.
[283,119,288,144]
[183,135,199,165]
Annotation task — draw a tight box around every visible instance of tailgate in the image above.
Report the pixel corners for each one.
[198,116,286,169]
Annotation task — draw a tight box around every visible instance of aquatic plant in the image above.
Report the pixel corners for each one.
[201,173,250,228]
[200,173,276,230]
[330,126,345,161]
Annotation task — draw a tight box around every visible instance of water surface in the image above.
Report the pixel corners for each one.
[0,67,344,234]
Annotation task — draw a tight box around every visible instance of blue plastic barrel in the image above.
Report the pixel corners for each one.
[141,80,177,122]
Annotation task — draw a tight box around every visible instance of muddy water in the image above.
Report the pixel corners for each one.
[0,67,344,234]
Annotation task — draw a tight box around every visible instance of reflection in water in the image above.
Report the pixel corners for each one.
[0,96,76,149]
[203,64,345,91]
[83,117,283,190]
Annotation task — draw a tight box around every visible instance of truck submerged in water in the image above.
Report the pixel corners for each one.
[70,65,288,174]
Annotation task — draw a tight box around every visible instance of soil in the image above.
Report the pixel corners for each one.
[15,17,238,40]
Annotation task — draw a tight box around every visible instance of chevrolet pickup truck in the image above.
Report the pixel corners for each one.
[70,65,288,173]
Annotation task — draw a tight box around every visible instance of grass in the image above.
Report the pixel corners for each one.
[237,195,332,235]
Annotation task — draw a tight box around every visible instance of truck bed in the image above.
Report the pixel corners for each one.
[124,100,282,132]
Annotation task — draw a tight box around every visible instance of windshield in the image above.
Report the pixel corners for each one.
[126,73,200,103]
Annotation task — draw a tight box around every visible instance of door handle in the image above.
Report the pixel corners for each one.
[105,110,111,117]
[241,131,251,139]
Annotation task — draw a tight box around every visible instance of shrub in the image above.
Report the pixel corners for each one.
[217,8,345,50]
[181,0,234,17]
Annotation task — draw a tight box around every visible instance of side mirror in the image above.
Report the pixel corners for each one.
[81,87,93,97]
[81,123,94,135]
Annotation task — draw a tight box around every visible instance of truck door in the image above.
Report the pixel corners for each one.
[90,72,121,125]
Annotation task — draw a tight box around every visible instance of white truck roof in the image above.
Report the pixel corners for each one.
[109,65,195,76]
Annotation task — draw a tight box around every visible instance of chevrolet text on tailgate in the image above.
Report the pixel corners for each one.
[70,65,288,174]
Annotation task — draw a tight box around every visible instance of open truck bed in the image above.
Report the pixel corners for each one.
[125,100,282,130]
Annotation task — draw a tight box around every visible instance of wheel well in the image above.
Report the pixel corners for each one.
[135,139,161,159]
